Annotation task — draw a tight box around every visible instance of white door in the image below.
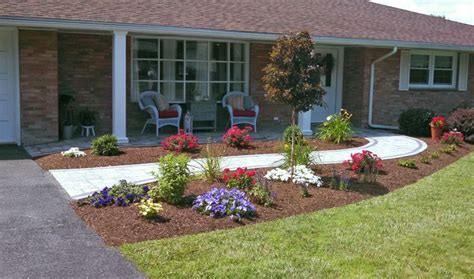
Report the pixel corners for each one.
[311,49,338,123]
[0,30,16,143]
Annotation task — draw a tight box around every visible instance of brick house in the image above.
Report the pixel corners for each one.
[0,1,472,146]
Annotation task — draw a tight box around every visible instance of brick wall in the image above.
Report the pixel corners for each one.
[342,47,474,127]
[249,43,293,128]
[19,30,59,145]
[58,33,113,135]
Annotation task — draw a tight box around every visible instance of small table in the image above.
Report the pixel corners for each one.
[188,101,217,131]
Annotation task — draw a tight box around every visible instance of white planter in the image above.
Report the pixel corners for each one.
[63,125,76,139]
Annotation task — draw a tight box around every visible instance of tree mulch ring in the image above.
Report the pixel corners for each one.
[72,139,473,246]
[35,137,368,170]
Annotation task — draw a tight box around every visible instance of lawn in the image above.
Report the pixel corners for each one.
[121,152,474,278]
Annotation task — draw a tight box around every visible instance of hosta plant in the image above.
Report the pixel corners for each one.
[343,150,383,183]
[61,147,86,158]
[192,188,256,221]
[222,167,256,190]
[161,129,200,153]
[440,131,464,145]
[316,108,353,144]
[222,125,253,149]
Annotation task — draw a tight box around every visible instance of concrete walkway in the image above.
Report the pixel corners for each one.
[0,146,143,278]
[50,131,427,200]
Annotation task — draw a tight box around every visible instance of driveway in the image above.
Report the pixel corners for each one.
[0,146,143,278]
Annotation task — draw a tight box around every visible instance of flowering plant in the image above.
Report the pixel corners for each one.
[86,180,149,208]
[61,147,86,158]
[264,165,323,187]
[222,125,253,149]
[441,131,464,145]
[192,188,256,221]
[430,116,446,128]
[138,198,163,219]
[343,150,383,182]
[222,167,256,190]
[161,129,200,153]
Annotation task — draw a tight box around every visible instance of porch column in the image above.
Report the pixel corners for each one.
[298,111,313,136]
[112,31,128,143]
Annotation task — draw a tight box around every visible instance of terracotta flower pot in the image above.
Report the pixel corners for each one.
[431,126,443,140]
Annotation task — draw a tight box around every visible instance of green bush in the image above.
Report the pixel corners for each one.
[398,108,435,137]
[430,151,440,159]
[420,155,431,164]
[150,154,190,204]
[91,134,120,156]
[316,109,353,144]
[282,143,314,167]
[398,159,417,169]
[283,125,305,146]
[440,144,457,154]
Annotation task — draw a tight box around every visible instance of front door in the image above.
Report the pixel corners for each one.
[0,30,15,143]
[311,48,338,123]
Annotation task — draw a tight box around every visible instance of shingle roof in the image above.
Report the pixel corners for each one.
[1,0,473,47]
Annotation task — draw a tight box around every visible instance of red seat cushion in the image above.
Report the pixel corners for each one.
[233,109,256,117]
[159,110,178,118]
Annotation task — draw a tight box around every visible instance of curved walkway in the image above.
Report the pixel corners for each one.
[50,131,427,200]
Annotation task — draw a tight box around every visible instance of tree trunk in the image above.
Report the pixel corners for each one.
[290,109,296,177]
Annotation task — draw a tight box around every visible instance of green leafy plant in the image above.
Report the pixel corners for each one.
[398,159,417,169]
[316,109,353,144]
[329,169,351,191]
[248,174,274,207]
[430,151,440,159]
[138,199,163,219]
[282,142,314,167]
[283,125,305,146]
[440,144,457,154]
[196,141,222,182]
[150,154,190,204]
[263,31,325,173]
[398,108,435,137]
[91,134,120,156]
[420,155,431,164]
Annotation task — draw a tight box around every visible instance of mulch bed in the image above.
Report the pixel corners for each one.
[35,137,367,170]
[72,139,473,246]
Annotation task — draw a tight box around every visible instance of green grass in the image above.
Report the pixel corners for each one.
[121,153,474,278]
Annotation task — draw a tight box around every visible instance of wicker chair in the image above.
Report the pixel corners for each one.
[222,91,259,132]
[138,91,182,136]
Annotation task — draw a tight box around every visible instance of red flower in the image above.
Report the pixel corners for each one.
[430,116,446,128]
[441,131,464,145]
[161,131,200,153]
[222,126,253,149]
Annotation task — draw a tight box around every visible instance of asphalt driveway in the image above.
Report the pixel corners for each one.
[0,145,143,278]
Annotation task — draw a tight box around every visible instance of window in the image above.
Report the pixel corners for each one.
[408,51,457,89]
[132,38,247,103]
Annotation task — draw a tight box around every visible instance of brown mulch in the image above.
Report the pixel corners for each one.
[35,137,368,170]
[72,139,473,246]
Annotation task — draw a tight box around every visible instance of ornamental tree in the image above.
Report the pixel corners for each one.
[262,31,325,172]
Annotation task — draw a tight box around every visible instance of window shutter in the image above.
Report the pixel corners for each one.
[458,53,469,91]
[399,50,410,91]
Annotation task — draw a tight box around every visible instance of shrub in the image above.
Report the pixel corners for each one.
[430,151,440,159]
[282,142,314,167]
[86,180,149,208]
[61,147,86,158]
[441,131,464,145]
[430,116,446,128]
[91,134,120,156]
[222,125,253,149]
[343,150,383,183]
[222,167,256,190]
[447,108,474,140]
[398,108,435,137]
[150,154,190,204]
[283,125,305,146]
[248,174,274,207]
[440,144,457,154]
[192,188,256,221]
[316,109,353,144]
[196,142,222,182]
[420,155,431,164]
[398,159,417,169]
[161,129,200,153]
[138,199,163,219]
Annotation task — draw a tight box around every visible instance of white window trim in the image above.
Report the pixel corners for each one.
[130,35,249,103]
[408,50,458,90]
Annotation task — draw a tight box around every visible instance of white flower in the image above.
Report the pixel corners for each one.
[264,165,323,187]
[61,147,86,158]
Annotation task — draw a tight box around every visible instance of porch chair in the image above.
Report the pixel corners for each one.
[222,91,259,132]
[138,91,182,136]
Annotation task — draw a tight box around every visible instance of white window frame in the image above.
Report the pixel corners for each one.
[130,36,249,103]
[408,50,458,89]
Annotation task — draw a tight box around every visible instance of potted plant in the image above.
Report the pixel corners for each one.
[430,116,446,140]
[59,94,75,139]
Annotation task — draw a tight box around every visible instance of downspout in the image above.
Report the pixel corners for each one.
[368,47,398,129]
